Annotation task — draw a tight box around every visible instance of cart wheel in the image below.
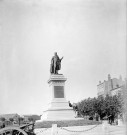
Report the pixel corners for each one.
[0,127,28,135]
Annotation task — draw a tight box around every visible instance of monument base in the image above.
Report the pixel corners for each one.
[40,74,76,121]
[41,99,76,121]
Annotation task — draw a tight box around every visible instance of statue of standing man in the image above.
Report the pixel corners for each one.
[50,52,63,74]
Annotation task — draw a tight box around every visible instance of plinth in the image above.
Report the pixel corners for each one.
[41,74,75,120]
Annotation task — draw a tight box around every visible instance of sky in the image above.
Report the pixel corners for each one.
[0,0,126,115]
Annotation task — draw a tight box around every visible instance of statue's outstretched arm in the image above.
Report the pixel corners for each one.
[61,57,63,61]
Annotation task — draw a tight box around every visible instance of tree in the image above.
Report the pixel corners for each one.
[77,98,97,118]
[30,115,41,121]
[18,117,24,125]
[76,94,124,122]
[9,118,14,123]
[28,117,34,122]
[0,117,6,122]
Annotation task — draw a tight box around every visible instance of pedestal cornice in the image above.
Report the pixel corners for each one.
[48,74,67,84]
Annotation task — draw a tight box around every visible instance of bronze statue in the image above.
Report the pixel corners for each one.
[50,52,63,74]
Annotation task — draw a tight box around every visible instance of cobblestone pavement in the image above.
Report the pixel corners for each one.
[34,124,126,135]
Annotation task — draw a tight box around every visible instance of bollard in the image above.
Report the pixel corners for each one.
[102,120,109,135]
[118,119,123,126]
[51,124,57,135]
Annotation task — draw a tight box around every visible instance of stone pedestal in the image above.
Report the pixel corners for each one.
[41,74,75,120]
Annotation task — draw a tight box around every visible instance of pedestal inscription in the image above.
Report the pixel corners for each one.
[54,86,64,98]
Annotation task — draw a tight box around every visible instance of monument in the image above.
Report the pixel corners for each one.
[41,52,75,120]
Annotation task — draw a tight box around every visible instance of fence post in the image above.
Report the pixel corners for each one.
[51,124,57,135]
[118,119,123,126]
[102,120,109,135]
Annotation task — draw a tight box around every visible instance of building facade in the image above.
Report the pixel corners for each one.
[97,74,125,97]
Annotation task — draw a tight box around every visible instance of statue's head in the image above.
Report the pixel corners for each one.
[54,52,57,56]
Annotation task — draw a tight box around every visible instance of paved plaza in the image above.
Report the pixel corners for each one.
[34,124,126,135]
